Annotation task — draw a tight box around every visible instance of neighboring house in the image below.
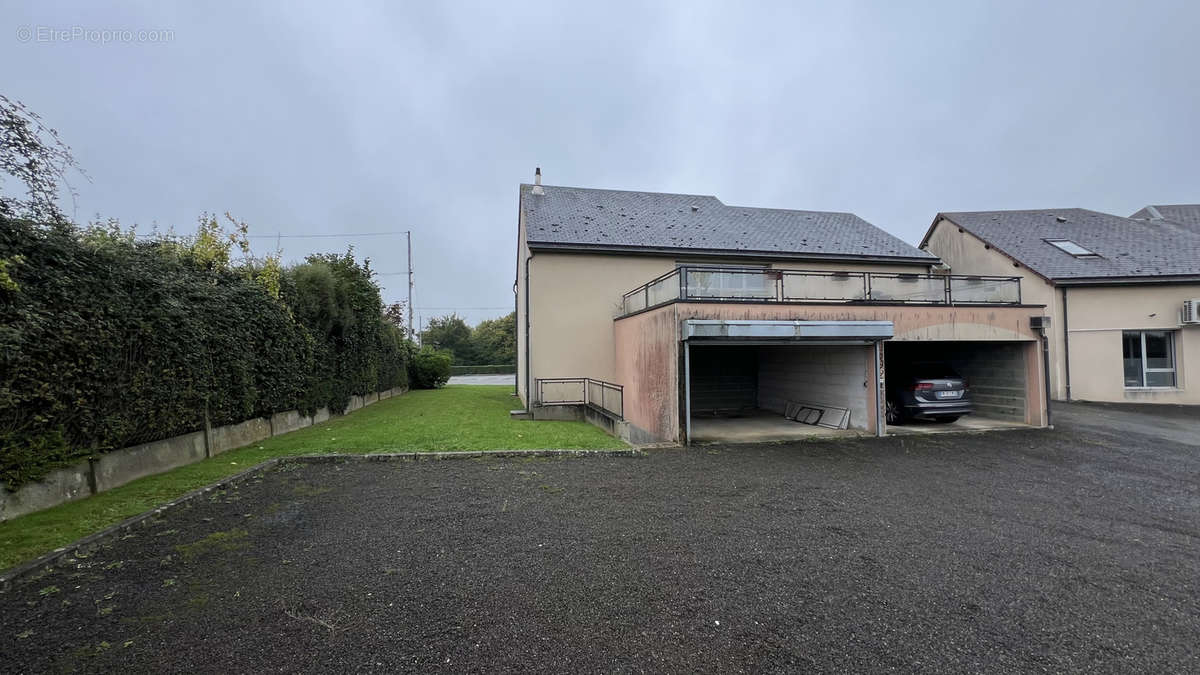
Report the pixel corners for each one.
[1130,204,1200,230]
[515,170,1050,444]
[921,208,1200,405]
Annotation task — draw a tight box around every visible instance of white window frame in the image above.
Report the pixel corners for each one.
[1044,238,1100,258]
[1122,330,1177,389]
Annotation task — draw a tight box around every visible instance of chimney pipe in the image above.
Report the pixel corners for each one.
[535,167,542,185]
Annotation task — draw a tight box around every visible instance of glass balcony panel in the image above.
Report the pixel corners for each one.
[948,277,1020,303]
[781,272,865,301]
[870,275,946,303]
[647,273,681,306]
[684,269,775,300]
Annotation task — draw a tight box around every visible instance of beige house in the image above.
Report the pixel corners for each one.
[921,207,1200,405]
[515,172,1050,444]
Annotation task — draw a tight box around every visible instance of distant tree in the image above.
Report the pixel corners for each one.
[471,312,515,365]
[420,311,516,365]
[420,313,473,362]
[383,301,407,330]
[0,95,87,222]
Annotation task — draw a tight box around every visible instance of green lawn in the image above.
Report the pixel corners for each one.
[0,385,624,571]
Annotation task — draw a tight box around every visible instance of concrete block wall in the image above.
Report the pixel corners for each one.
[758,345,871,430]
[0,386,407,522]
[953,344,1027,421]
[689,346,758,413]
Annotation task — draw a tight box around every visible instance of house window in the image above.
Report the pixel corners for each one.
[1044,239,1100,258]
[1122,330,1177,388]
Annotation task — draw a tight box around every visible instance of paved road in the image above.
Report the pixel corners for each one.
[4,404,1198,672]
[447,374,515,386]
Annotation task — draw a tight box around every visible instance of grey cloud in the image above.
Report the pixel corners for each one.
[3,0,1198,326]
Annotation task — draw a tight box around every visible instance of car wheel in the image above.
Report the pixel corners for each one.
[935,416,959,424]
[885,398,903,425]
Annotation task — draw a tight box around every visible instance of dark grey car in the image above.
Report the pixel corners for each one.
[885,364,972,424]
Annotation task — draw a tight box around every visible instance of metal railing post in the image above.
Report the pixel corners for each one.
[944,276,951,304]
[680,267,688,300]
[865,272,872,301]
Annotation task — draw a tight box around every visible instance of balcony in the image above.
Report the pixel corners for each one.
[619,266,1022,316]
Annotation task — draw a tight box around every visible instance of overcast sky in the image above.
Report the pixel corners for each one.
[4,1,1198,326]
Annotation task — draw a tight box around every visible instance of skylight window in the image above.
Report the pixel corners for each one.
[1044,239,1099,258]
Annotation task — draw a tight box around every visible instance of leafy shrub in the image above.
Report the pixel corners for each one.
[0,217,409,488]
[408,346,452,389]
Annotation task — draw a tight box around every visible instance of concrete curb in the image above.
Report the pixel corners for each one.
[293,448,640,463]
[0,448,640,591]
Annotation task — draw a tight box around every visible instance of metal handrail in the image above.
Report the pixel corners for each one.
[535,377,624,420]
[619,265,1022,315]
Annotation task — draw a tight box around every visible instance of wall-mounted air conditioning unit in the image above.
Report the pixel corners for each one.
[1182,299,1200,325]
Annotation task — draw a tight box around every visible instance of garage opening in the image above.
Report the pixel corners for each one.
[687,344,873,443]
[883,341,1034,433]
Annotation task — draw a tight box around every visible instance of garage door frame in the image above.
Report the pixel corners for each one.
[681,320,894,443]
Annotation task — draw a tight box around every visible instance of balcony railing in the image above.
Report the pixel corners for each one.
[619,266,1022,316]
[535,377,624,420]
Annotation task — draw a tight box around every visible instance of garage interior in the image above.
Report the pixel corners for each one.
[687,344,872,443]
[883,341,1033,433]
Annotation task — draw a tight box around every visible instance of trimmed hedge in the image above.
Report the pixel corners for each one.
[0,219,409,488]
[449,364,515,375]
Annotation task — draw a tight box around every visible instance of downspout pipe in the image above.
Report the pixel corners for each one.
[1040,322,1053,428]
[1061,287,1071,401]
[513,279,519,398]
[524,253,533,410]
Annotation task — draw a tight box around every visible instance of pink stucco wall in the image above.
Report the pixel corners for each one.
[613,305,681,442]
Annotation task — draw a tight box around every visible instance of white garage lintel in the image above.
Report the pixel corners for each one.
[682,319,895,342]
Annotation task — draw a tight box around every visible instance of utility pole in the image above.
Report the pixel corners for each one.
[407,231,414,340]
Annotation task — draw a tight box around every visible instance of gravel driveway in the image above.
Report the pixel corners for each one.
[3,404,1198,672]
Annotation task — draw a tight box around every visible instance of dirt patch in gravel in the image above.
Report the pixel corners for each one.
[3,415,1198,672]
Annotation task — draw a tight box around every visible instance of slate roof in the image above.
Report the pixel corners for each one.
[1130,204,1200,231]
[520,183,935,263]
[933,208,1200,282]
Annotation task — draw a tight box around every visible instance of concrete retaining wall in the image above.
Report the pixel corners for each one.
[210,418,272,456]
[0,385,407,522]
[531,403,654,446]
[94,431,207,492]
[0,463,93,522]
